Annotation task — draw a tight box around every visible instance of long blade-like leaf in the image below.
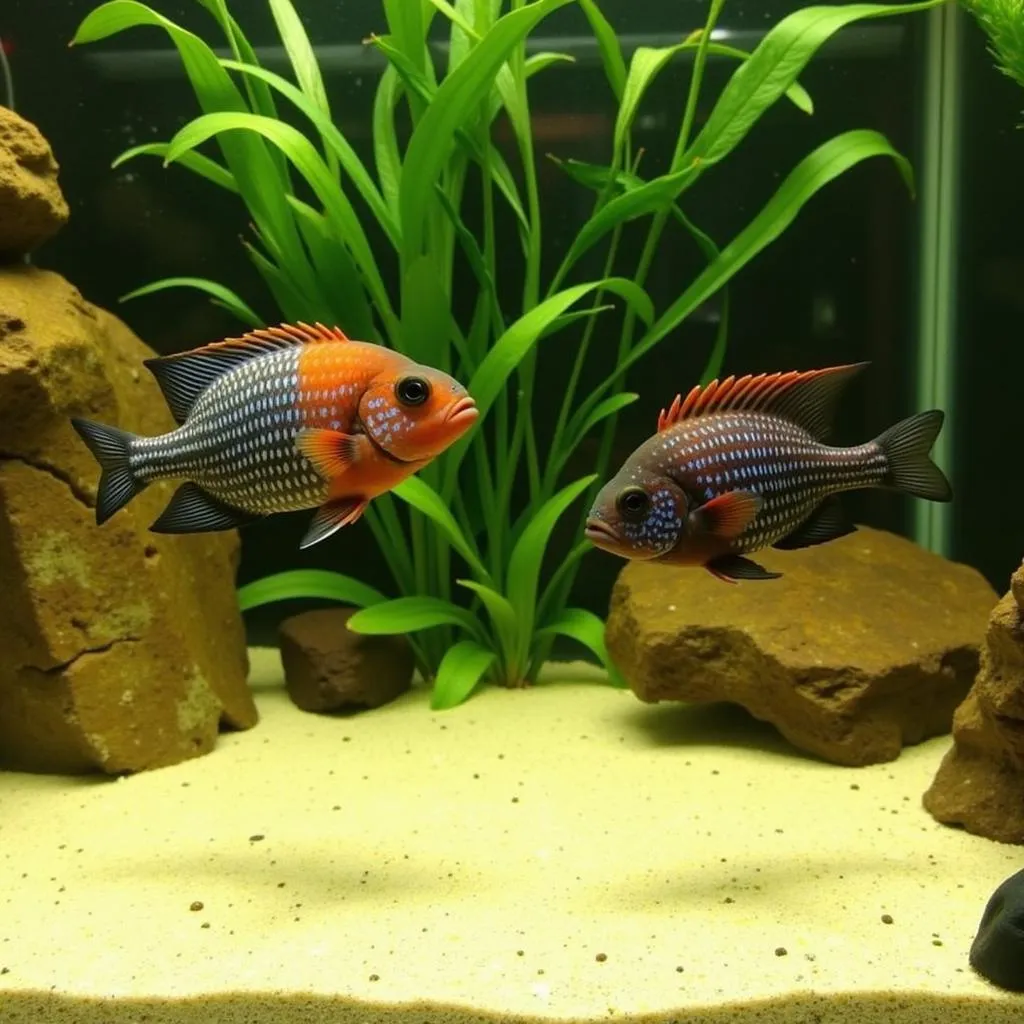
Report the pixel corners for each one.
[236,570,387,612]
[456,579,520,665]
[506,475,597,665]
[392,476,491,583]
[399,0,572,261]
[683,0,944,175]
[537,607,627,687]
[220,58,399,247]
[112,142,239,192]
[120,276,263,328]
[430,639,496,709]
[577,0,626,99]
[347,596,485,641]
[578,129,914,424]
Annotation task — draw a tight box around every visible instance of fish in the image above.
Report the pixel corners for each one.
[71,321,478,549]
[583,362,952,582]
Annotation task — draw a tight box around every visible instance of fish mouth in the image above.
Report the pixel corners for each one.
[584,517,621,548]
[446,395,479,428]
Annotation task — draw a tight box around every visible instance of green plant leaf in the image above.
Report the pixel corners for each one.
[585,129,914,413]
[399,0,572,261]
[469,278,652,420]
[373,64,404,218]
[456,578,520,663]
[236,569,386,612]
[506,475,597,667]
[119,276,263,327]
[287,197,377,339]
[577,0,626,99]
[347,596,485,641]
[220,58,399,247]
[430,639,496,709]
[537,607,627,687]
[567,392,640,451]
[72,1,317,297]
[552,167,696,288]
[268,0,332,119]
[616,43,690,159]
[683,0,944,176]
[163,110,397,337]
[425,0,479,38]
[391,476,491,583]
[112,142,240,192]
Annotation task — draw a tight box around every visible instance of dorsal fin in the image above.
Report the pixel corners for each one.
[657,362,869,441]
[144,321,350,425]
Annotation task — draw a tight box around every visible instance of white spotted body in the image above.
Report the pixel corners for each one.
[647,410,888,554]
[585,362,952,581]
[70,322,479,550]
[129,346,329,515]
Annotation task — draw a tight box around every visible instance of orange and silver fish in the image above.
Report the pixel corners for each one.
[71,322,478,549]
[584,362,952,581]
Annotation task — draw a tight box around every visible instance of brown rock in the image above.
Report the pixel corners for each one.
[279,608,414,713]
[0,265,257,774]
[923,561,1024,843]
[0,107,69,258]
[605,526,997,766]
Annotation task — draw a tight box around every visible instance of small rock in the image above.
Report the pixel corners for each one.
[0,107,69,258]
[969,867,1024,991]
[605,526,996,766]
[279,608,414,713]
[923,560,1024,843]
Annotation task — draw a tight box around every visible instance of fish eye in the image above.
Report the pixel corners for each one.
[395,375,431,407]
[616,486,650,522]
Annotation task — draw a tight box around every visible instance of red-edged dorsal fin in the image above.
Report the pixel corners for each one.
[143,321,351,425]
[656,362,869,440]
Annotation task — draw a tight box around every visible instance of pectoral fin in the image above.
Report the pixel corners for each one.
[299,496,369,549]
[296,428,362,479]
[690,490,763,540]
[705,553,782,583]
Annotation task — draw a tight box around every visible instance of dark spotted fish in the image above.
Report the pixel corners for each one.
[584,362,952,581]
[71,322,478,549]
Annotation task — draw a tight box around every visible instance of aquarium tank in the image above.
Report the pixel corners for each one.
[2,0,1024,1020]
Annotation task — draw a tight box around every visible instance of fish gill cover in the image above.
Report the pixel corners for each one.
[70,0,944,710]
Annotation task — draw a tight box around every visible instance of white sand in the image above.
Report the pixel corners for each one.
[0,646,1021,1023]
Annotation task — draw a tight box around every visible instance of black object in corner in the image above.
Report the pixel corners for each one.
[970,867,1024,992]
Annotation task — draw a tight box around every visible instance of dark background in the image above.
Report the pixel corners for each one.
[2,0,1019,644]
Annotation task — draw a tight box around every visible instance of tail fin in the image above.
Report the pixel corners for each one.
[70,417,148,524]
[875,409,952,502]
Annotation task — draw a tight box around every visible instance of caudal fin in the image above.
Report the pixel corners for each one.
[875,409,952,502]
[70,417,148,524]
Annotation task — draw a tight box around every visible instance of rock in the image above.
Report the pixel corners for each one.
[0,107,69,258]
[605,526,997,767]
[279,608,414,713]
[0,265,257,774]
[969,867,1024,991]
[922,561,1024,843]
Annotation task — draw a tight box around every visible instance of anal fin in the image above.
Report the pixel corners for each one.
[773,495,856,551]
[300,496,368,549]
[150,482,260,534]
[705,553,782,583]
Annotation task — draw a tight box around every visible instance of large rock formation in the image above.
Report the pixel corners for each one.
[923,561,1024,843]
[605,526,997,766]
[0,108,256,775]
[0,106,68,258]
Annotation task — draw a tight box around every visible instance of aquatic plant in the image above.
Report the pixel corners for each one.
[72,0,944,707]
[960,0,1024,96]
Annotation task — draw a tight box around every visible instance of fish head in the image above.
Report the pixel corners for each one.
[359,362,478,462]
[584,463,688,561]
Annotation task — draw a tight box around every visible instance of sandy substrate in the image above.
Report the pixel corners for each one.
[1,646,1021,1023]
